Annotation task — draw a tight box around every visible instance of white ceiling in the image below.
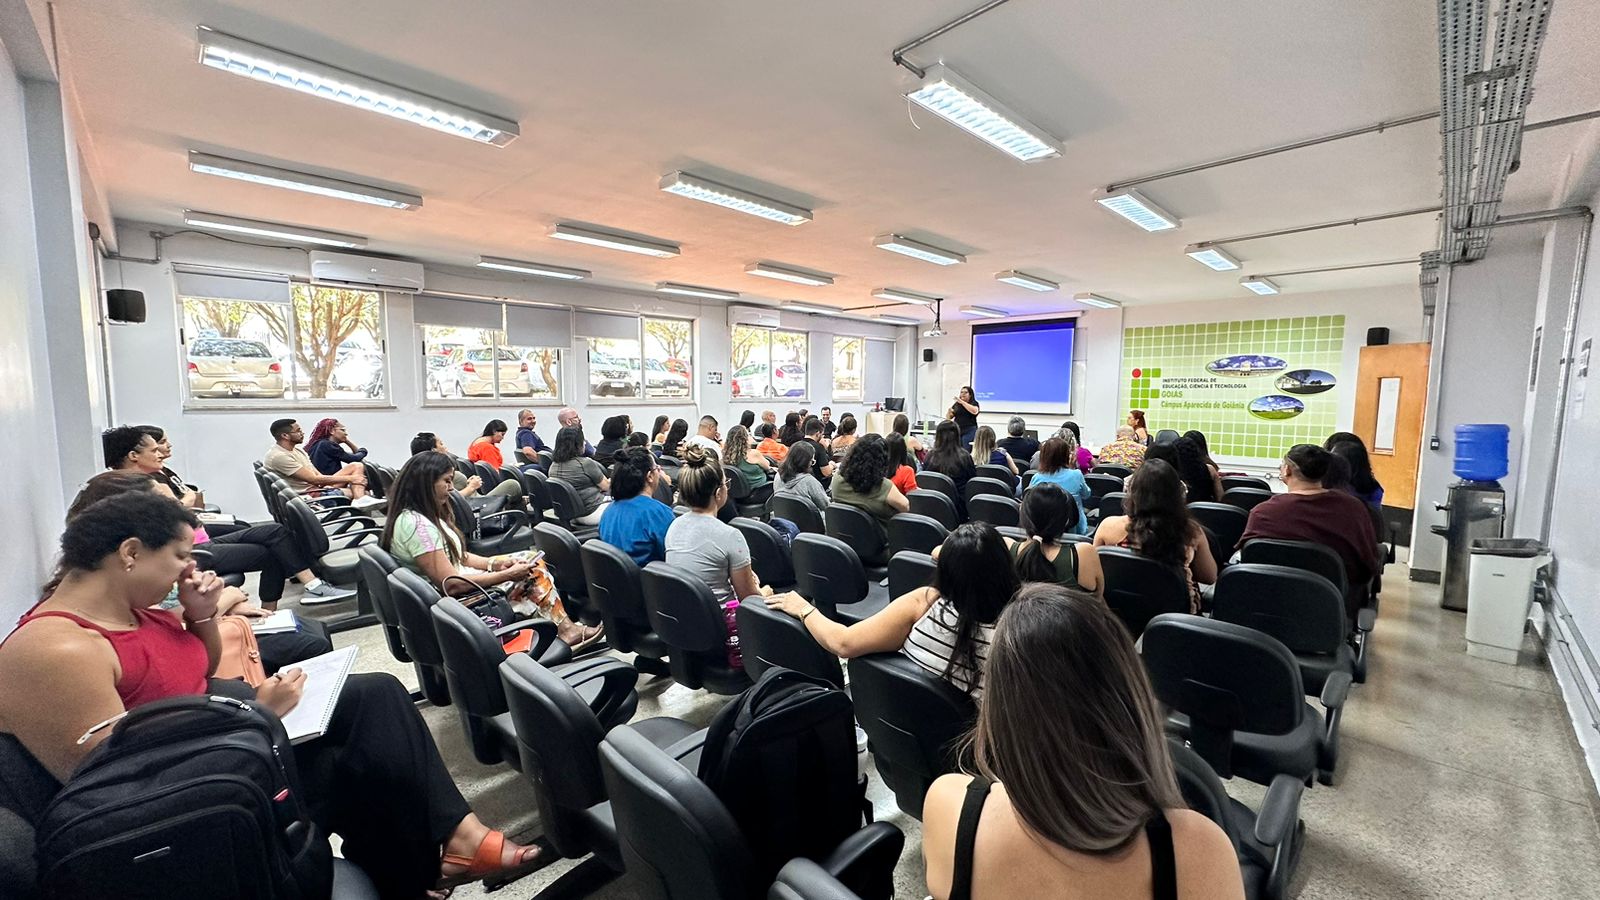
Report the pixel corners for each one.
[51,0,1600,320]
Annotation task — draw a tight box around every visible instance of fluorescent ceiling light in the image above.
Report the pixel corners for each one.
[745,262,834,286]
[659,172,811,225]
[195,27,518,146]
[872,287,938,306]
[550,223,680,258]
[656,282,739,300]
[784,303,836,315]
[874,234,965,266]
[961,305,1008,319]
[188,151,422,209]
[875,314,921,325]
[1094,188,1180,232]
[476,256,590,280]
[905,63,1062,163]
[182,210,366,248]
[1240,276,1281,295]
[994,270,1058,292]
[1072,292,1121,309]
[1185,244,1242,271]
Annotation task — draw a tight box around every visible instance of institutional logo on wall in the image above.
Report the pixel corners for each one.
[1123,316,1345,460]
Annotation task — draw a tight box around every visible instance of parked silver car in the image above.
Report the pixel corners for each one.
[187,338,285,398]
[433,346,533,398]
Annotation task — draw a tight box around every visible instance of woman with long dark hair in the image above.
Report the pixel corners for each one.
[777,411,804,446]
[594,415,630,461]
[767,523,1021,696]
[829,433,909,537]
[382,451,599,647]
[922,584,1243,900]
[549,426,611,525]
[1027,437,1091,535]
[660,418,690,458]
[1325,433,1384,506]
[893,412,926,459]
[467,418,510,469]
[773,440,829,517]
[1183,429,1227,499]
[1,490,551,896]
[923,419,977,503]
[1093,459,1216,611]
[885,431,918,496]
[650,415,671,446]
[1008,483,1101,593]
[949,385,981,445]
[1170,436,1221,503]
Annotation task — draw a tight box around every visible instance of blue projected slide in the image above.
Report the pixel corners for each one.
[971,320,1075,413]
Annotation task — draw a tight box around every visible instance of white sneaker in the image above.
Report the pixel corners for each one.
[300,582,357,604]
[351,495,385,510]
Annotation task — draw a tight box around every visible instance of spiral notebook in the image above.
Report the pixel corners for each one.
[278,646,359,745]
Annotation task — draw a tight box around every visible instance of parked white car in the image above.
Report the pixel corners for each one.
[731,362,805,397]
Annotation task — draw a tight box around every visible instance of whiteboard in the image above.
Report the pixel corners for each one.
[939,363,970,422]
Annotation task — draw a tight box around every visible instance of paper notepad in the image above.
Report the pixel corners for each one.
[250,610,299,635]
[278,646,359,745]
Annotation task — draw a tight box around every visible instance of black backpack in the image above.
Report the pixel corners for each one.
[34,694,332,900]
[697,668,863,884]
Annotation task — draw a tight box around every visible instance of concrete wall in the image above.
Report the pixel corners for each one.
[104,227,916,521]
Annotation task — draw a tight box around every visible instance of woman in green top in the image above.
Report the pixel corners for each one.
[1008,483,1102,594]
[721,425,775,504]
[829,433,910,540]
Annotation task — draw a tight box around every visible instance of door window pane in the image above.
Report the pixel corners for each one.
[832,337,864,402]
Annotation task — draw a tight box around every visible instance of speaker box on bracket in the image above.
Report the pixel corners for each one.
[922,348,935,363]
[106,289,146,324]
[1366,327,1390,346]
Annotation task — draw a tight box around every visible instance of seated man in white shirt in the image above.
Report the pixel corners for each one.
[263,418,381,508]
[684,415,723,454]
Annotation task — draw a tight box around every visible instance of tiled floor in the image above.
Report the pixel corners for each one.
[285,561,1600,899]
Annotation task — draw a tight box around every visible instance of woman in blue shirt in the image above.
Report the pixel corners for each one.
[598,447,676,567]
[306,418,368,476]
[1026,437,1091,535]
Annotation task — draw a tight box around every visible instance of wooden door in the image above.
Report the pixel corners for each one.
[1352,343,1431,510]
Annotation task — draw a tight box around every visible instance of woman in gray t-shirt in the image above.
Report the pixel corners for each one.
[549,425,611,525]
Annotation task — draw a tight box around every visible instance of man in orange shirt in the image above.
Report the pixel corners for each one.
[755,423,788,462]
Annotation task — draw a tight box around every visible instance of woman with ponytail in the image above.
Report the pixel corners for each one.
[1006,484,1102,594]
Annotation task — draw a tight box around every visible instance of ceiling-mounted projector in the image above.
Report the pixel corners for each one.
[923,326,947,338]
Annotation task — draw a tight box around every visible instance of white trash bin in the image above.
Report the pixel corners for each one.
[1464,538,1551,664]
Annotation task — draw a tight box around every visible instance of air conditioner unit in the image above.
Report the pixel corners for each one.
[728,304,781,329]
[309,250,425,293]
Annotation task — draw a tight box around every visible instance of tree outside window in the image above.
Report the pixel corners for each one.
[731,326,807,399]
[832,337,864,402]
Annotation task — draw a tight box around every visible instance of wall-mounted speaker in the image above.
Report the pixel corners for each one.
[922,348,935,363]
[1366,327,1390,346]
[106,289,146,324]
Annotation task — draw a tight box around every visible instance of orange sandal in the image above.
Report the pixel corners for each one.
[437,829,543,890]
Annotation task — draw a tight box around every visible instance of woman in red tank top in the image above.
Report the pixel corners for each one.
[0,491,545,897]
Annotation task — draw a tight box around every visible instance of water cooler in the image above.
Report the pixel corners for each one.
[1431,424,1508,612]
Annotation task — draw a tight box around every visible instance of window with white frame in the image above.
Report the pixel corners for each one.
[178,271,387,406]
[417,295,565,404]
[831,337,864,402]
[584,314,694,402]
[731,326,807,399]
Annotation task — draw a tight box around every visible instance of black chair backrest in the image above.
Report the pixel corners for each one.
[1092,464,1133,479]
[356,544,408,662]
[770,859,866,900]
[888,550,937,600]
[641,562,736,689]
[1019,469,1038,492]
[430,598,512,766]
[824,504,887,568]
[907,490,959,530]
[914,471,959,507]
[791,534,868,615]
[384,568,451,706]
[520,466,553,517]
[533,522,589,604]
[1154,429,1180,444]
[887,513,947,558]
[453,455,476,478]
[546,477,589,527]
[1220,487,1275,512]
[967,494,1020,528]
[962,476,1011,505]
[280,496,331,557]
[499,653,610,854]
[1095,546,1191,638]
[600,724,755,900]
[579,539,654,654]
[1239,537,1349,599]
[651,475,674,506]
[1220,475,1272,493]
[1187,502,1249,559]
[446,490,479,540]
[538,449,555,470]
[724,465,756,501]
[735,600,844,688]
[474,461,502,487]
[771,494,824,534]
[1084,472,1124,498]
[1212,564,1347,655]
[1099,491,1127,518]
[1167,740,1246,854]
[1141,614,1306,777]
[974,464,1015,490]
[731,519,796,590]
[848,652,976,819]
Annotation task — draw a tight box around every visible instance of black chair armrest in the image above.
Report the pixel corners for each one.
[324,513,380,535]
[772,858,860,900]
[1356,607,1377,633]
[493,619,564,664]
[1253,774,1304,846]
[330,527,384,549]
[663,730,708,766]
[820,822,905,900]
[307,496,352,510]
[555,657,640,728]
[1319,670,1352,711]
